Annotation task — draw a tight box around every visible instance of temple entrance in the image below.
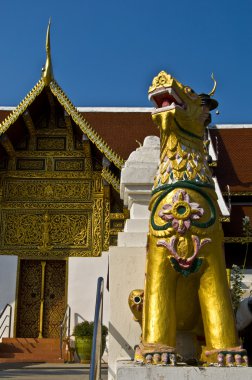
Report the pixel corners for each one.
[16,259,66,338]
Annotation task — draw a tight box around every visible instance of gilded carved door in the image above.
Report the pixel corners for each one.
[16,259,66,338]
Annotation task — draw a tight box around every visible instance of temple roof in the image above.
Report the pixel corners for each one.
[0,81,125,170]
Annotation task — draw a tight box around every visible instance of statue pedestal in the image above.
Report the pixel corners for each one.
[116,361,252,380]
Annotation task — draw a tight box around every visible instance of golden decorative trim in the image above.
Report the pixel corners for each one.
[1,211,91,250]
[110,213,125,220]
[222,191,252,196]
[3,179,92,202]
[92,196,104,256]
[103,187,110,251]
[1,202,93,210]
[0,249,96,258]
[208,162,217,167]
[15,151,87,157]
[16,158,45,171]
[219,216,230,222]
[38,261,46,338]
[4,170,93,179]
[149,71,172,93]
[50,80,125,169]
[109,229,120,235]
[102,167,120,193]
[0,79,45,135]
[224,237,252,243]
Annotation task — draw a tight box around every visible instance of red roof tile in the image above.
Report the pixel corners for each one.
[80,111,158,160]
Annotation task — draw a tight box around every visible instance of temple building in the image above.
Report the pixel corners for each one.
[0,23,251,364]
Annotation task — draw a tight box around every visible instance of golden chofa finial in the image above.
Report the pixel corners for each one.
[42,18,53,86]
[208,73,217,97]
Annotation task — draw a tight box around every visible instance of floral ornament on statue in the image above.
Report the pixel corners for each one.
[158,189,204,234]
[157,235,211,271]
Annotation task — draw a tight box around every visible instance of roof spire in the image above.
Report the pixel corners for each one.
[42,18,53,85]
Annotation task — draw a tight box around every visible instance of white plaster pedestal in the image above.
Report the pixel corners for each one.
[108,136,160,379]
[116,361,252,380]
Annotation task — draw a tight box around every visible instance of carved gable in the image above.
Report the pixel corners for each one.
[0,88,122,257]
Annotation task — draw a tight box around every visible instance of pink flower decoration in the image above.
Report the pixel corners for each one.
[158,190,204,234]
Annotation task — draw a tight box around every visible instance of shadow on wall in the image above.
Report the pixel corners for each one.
[109,322,134,358]
[108,323,135,379]
[108,365,116,380]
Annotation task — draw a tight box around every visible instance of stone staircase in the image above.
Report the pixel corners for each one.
[0,338,64,363]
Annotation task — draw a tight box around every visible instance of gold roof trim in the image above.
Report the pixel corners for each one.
[0,79,45,136]
[102,167,120,193]
[50,80,125,169]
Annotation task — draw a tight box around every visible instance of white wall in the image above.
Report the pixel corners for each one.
[0,255,18,338]
[108,246,145,380]
[67,252,109,333]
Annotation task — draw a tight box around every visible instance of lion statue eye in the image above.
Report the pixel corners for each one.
[184,86,198,99]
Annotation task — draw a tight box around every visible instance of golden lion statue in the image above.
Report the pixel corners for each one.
[129,71,247,366]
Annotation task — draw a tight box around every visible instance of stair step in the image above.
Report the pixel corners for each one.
[0,352,62,358]
[0,338,64,363]
[0,346,61,353]
[2,338,60,345]
[0,348,61,355]
[0,357,64,363]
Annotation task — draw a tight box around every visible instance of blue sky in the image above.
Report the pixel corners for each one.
[0,0,252,124]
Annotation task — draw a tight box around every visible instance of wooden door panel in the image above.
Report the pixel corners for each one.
[16,260,41,337]
[43,260,66,338]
